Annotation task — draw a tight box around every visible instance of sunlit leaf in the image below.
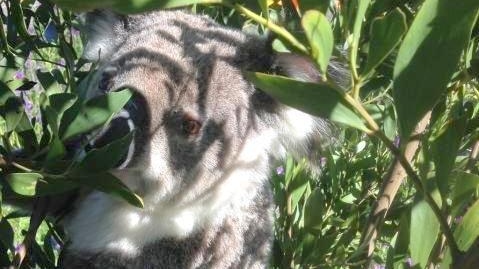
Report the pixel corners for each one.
[61,89,133,140]
[246,72,367,131]
[5,172,44,196]
[302,10,334,74]
[454,199,479,251]
[393,0,479,137]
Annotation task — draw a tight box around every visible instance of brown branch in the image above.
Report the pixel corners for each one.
[358,111,432,257]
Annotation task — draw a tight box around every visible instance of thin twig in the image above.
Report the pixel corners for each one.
[230,4,308,54]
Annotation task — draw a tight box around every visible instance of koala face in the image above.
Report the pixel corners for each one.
[83,10,332,203]
[60,10,344,267]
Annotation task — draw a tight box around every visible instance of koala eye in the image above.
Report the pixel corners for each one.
[181,115,202,136]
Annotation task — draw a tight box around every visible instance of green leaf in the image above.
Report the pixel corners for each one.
[431,117,467,198]
[363,8,407,76]
[393,0,479,137]
[45,136,66,162]
[454,199,479,251]
[304,188,324,231]
[409,190,441,268]
[0,219,14,252]
[61,89,133,140]
[5,172,44,196]
[0,97,24,133]
[45,93,77,134]
[71,132,134,175]
[70,172,144,208]
[300,0,330,14]
[53,0,224,13]
[36,70,62,95]
[257,0,268,19]
[350,0,371,74]
[302,10,334,74]
[451,171,479,216]
[246,72,367,131]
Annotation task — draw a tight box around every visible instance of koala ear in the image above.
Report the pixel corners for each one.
[81,10,128,62]
[272,52,350,87]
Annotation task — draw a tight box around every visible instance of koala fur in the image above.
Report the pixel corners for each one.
[56,9,347,269]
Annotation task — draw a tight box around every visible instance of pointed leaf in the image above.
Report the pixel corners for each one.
[71,132,134,175]
[71,172,144,208]
[454,199,479,251]
[5,173,44,196]
[431,117,467,198]
[304,188,324,231]
[451,171,479,216]
[246,72,367,131]
[61,88,133,140]
[393,0,479,137]
[409,191,441,268]
[302,10,334,74]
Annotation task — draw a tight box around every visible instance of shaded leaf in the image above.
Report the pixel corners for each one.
[71,132,134,175]
[70,172,143,208]
[363,8,407,76]
[53,0,224,13]
[304,188,324,231]
[431,117,467,198]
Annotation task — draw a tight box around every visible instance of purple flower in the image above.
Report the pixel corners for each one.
[71,27,80,37]
[57,58,66,66]
[406,257,414,267]
[276,166,284,176]
[373,264,385,269]
[14,70,25,80]
[320,157,327,167]
[48,235,62,250]
[394,136,401,147]
[454,216,463,224]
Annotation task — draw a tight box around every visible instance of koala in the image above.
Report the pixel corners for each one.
[54,9,348,269]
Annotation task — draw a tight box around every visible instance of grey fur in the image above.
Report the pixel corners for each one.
[58,10,348,269]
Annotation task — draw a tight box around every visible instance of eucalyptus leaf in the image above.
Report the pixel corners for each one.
[363,8,407,76]
[5,172,44,196]
[451,171,479,216]
[61,89,133,140]
[304,188,324,231]
[71,132,134,175]
[70,172,144,208]
[454,199,479,251]
[393,0,479,137]
[431,116,467,198]
[409,190,441,268]
[53,0,224,13]
[302,10,334,74]
[246,72,367,131]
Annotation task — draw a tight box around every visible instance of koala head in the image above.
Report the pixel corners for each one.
[82,10,342,206]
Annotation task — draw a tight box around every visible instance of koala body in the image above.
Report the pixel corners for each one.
[57,10,343,269]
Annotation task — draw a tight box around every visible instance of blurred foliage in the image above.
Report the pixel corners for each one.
[0,0,478,268]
